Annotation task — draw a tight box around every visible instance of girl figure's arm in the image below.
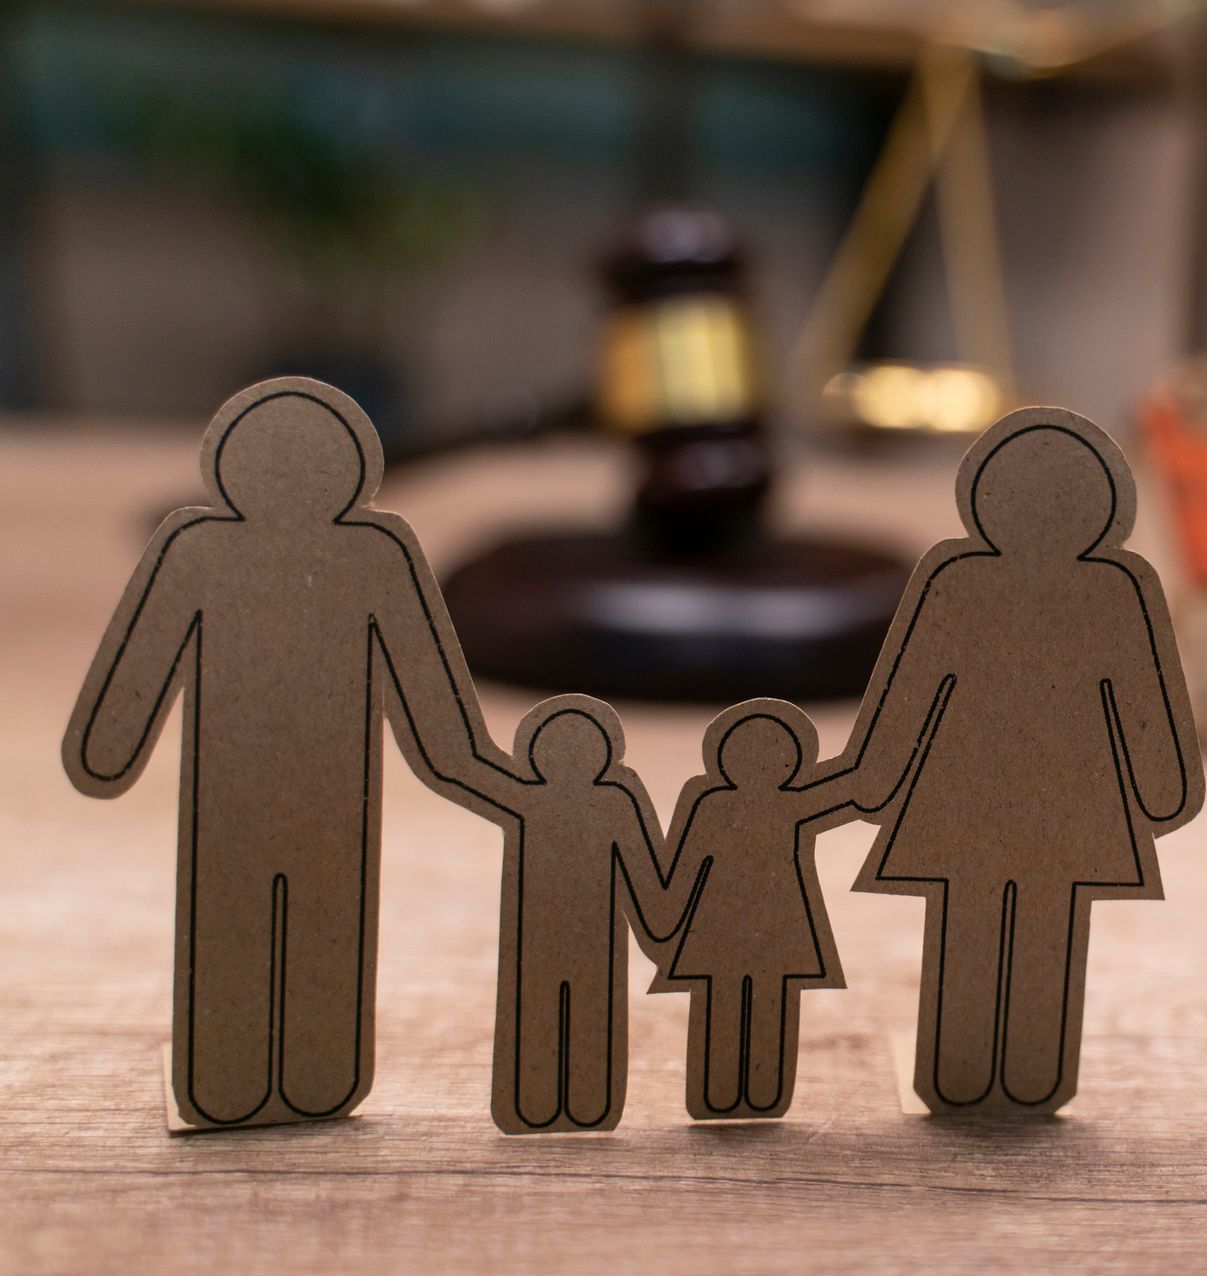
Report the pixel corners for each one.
[782,771,860,828]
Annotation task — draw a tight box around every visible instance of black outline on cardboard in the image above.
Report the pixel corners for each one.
[73,386,514,1128]
[449,703,678,1133]
[659,708,850,1119]
[825,421,1191,1112]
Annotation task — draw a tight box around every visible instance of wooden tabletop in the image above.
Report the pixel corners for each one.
[5,420,1207,1274]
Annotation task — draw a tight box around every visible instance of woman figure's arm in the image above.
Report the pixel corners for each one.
[840,556,963,813]
[1102,558,1203,828]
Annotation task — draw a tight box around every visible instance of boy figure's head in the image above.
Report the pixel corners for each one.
[517,695,624,788]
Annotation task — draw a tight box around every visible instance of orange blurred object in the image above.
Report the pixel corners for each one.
[1143,377,1207,587]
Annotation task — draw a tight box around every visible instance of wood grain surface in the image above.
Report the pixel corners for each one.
[5,422,1207,1274]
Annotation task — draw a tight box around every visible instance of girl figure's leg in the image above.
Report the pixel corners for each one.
[744,977,799,1117]
[923,880,1011,1109]
[685,978,745,1118]
[1000,884,1084,1110]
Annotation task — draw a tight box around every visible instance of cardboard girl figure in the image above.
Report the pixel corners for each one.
[832,406,1203,1115]
[444,694,679,1134]
[650,700,852,1121]
[62,377,508,1130]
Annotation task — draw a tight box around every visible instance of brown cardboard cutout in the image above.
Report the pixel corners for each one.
[828,406,1203,1115]
[442,693,679,1134]
[648,700,852,1120]
[62,376,508,1130]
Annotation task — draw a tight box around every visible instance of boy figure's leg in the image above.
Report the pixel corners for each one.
[563,967,623,1130]
[514,964,564,1129]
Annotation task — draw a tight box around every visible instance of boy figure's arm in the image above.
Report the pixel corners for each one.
[612,781,683,948]
[629,783,717,950]
[63,513,208,798]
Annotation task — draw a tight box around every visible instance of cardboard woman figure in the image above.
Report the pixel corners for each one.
[447,694,678,1134]
[62,377,506,1130]
[651,700,851,1121]
[834,407,1203,1115]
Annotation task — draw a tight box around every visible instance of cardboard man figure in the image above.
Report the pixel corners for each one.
[63,377,504,1130]
[449,694,678,1134]
[832,407,1203,1115]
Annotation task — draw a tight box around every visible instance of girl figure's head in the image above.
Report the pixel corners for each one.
[707,700,818,793]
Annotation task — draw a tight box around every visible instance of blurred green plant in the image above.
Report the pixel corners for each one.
[112,85,484,291]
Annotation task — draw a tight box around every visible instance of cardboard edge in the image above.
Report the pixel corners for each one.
[889,1033,1074,1119]
[159,1044,360,1135]
[161,1042,194,1135]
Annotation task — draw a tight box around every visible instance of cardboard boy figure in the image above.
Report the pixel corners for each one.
[651,700,851,1120]
[62,377,505,1130]
[831,407,1203,1115]
[446,694,677,1134]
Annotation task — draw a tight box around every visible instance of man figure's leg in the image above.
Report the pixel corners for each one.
[563,968,622,1129]
[178,851,275,1126]
[277,860,371,1118]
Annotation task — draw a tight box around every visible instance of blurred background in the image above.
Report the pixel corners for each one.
[7,0,1207,706]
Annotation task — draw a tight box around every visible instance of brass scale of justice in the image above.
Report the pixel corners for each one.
[443,26,1142,702]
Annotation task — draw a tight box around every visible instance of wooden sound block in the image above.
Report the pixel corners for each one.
[442,529,910,702]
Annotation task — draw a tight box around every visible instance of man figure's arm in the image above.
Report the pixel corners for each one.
[366,516,514,803]
[63,513,208,798]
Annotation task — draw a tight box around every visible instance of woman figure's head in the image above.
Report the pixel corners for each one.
[960,409,1134,559]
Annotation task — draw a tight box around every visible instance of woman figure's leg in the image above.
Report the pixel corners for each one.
[1000,884,1082,1108]
[744,977,798,1117]
[926,880,1011,1108]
